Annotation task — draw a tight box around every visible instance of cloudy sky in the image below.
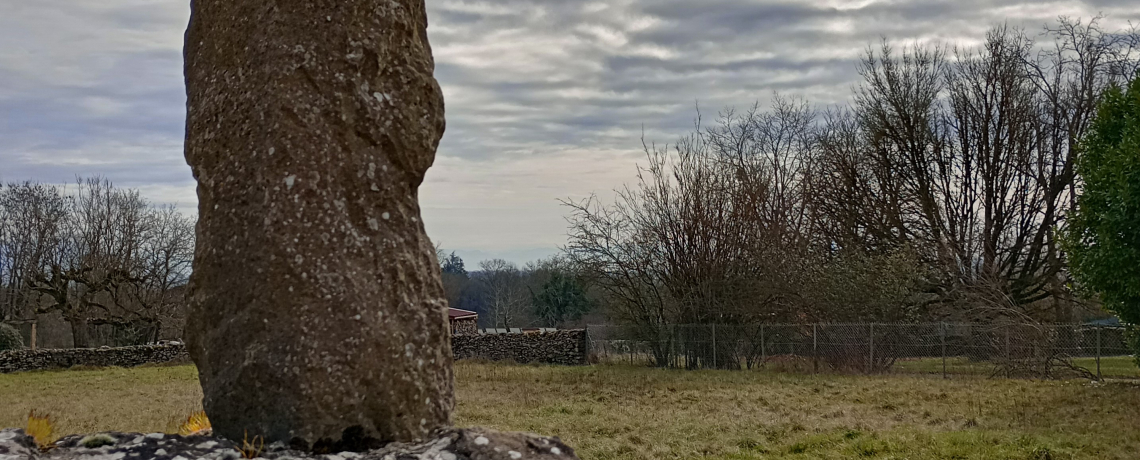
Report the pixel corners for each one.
[2,1,1137,265]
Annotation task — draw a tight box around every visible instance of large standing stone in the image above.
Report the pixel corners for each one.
[183,0,452,444]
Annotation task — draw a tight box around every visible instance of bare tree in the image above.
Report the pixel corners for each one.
[843,20,1139,320]
[565,98,830,367]
[0,178,196,347]
[477,259,531,329]
[105,205,195,341]
[0,183,69,322]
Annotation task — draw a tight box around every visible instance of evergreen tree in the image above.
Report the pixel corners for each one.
[531,272,592,328]
[1064,74,1140,363]
[441,252,467,277]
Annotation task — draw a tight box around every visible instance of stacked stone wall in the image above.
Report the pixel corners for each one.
[0,330,589,372]
[0,343,190,373]
[452,330,589,365]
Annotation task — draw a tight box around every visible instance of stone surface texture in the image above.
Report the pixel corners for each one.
[0,429,37,460]
[0,428,578,460]
[182,0,451,444]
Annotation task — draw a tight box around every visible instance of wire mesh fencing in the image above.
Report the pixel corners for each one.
[586,323,1138,380]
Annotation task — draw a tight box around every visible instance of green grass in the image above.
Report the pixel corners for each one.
[3,362,1140,459]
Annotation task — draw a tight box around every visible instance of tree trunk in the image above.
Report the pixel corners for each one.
[70,315,91,348]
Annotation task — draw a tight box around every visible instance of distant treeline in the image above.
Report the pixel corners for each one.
[435,251,599,330]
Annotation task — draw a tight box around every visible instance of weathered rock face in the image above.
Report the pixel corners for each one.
[0,428,579,460]
[183,0,451,444]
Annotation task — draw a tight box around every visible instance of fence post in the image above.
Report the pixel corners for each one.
[669,324,675,369]
[940,322,947,379]
[30,321,37,351]
[760,324,766,368]
[1004,325,1010,363]
[812,323,818,373]
[1096,325,1102,380]
[711,323,717,370]
[868,323,875,374]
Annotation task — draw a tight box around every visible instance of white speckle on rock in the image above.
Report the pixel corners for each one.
[473,436,489,446]
[145,433,164,440]
[551,447,562,455]
[354,314,361,320]
[285,175,296,189]
[508,450,523,459]
[367,217,379,230]
[153,448,167,456]
[381,212,390,220]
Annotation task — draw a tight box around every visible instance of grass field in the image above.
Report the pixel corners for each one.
[892,356,1140,378]
[2,362,1140,459]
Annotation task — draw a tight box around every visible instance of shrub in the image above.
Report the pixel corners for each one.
[80,434,116,448]
[0,323,24,351]
[1126,327,1140,368]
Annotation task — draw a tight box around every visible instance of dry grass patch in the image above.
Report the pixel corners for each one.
[451,362,1140,459]
[0,364,202,439]
[2,362,1139,459]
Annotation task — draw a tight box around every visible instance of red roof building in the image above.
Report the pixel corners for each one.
[448,308,478,335]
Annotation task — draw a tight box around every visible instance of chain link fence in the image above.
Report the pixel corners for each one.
[586,323,1138,380]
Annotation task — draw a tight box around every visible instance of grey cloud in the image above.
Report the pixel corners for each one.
[3,0,1138,261]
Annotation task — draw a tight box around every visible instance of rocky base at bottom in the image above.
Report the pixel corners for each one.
[0,427,576,460]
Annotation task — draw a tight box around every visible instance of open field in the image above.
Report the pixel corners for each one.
[2,362,1140,459]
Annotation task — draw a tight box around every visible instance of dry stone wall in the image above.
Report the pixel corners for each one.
[0,343,189,373]
[452,330,589,365]
[0,330,589,373]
